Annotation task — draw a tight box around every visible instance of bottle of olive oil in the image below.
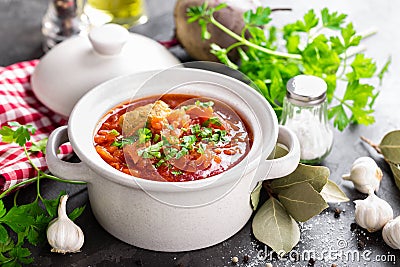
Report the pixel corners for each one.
[83,0,148,28]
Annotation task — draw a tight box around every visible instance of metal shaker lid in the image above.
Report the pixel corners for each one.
[286,75,327,106]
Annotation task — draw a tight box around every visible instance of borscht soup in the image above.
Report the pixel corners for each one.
[94,94,252,182]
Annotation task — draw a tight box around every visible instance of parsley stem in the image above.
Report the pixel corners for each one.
[209,15,302,60]
[359,27,378,40]
[13,190,20,206]
[333,96,352,110]
[41,173,87,185]
[0,174,86,200]
[308,26,324,41]
[0,177,38,199]
[225,41,245,54]
[345,45,367,59]
[37,172,42,201]
[23,145,41,173]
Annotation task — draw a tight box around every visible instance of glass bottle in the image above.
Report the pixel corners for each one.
[41,0,84,52]
[83,0,148,29]
[280,75,333,164]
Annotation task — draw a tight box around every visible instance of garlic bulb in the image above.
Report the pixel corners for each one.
[342,156,383,194]
[383,216,400,249]
[354,191,393,232]
[47,195,84,253]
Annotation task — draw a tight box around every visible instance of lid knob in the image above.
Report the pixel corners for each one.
[89,24,129,55]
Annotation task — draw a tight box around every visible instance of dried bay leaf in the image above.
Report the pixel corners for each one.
[278,182,329,222]
[379,130,400,164]
[273,144,289,158]
[252,197,300,255]
[389,162,400,190]
[320,180,350,203]
[270,164,330,193]
[251,182,262,210]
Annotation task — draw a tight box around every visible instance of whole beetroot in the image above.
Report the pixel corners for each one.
[174,0,259,62]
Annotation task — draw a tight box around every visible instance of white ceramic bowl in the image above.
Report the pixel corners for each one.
[46,68,300,252]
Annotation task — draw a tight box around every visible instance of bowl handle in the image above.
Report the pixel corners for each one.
[46,126,91,182]
[254,125,300,182]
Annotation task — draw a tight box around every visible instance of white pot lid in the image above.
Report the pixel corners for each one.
[31,24,180,117]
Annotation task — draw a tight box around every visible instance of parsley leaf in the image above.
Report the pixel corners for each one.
[321,8,347,30]
[0,122,36,146]
[28,138,48,154]
[328,105,350,131]
[341,23,361,48]
[243,6,272,26]
[347,54,376,79]
[284,9,319,34]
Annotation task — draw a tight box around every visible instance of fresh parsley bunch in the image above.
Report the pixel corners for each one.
[187,4,390,130]
[0,122,86,266]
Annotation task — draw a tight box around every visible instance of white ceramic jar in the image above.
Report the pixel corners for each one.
[32,24,180,117]
[46,68,300,252]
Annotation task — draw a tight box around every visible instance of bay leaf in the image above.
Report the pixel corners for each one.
[252,197,300,255]
[380,130,400,164]
[389,162,400,190]
[278,182,329,222]
[273,144,289,159]
[251,182,262,210]
[320,180,350,203]
[270,164,330,193]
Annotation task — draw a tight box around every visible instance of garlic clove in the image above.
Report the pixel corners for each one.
[47,195,84,254]
[354,191,393,232]
[383,216,400,249]
[342,156,383,194]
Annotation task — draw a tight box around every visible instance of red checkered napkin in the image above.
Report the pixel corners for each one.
[0,60,73,194]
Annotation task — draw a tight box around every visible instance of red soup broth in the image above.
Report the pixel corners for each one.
[94,94,253,182]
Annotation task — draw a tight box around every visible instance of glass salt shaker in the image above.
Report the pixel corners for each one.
[280,75,333,164]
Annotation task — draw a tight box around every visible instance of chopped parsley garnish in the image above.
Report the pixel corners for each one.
[138,128,152,144]
[195,100,214,108]
[164,147,179,160]
[109,129,120,136]
[155,159,166,168]
[112,136,137,148]
[128,112,231,166]
[202,129,230,143]
[199,127,212,138]
[171,170,183,175]
[182,135,197,148]
[112,127,151,148]
[197,143,207,154]
[153,133,160,143]
[190,124,201,134]
[137,141,163,159]
[203,117,222,127]
[175,147,189,159]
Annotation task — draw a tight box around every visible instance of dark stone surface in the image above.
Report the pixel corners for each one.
[1,0,400,266]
